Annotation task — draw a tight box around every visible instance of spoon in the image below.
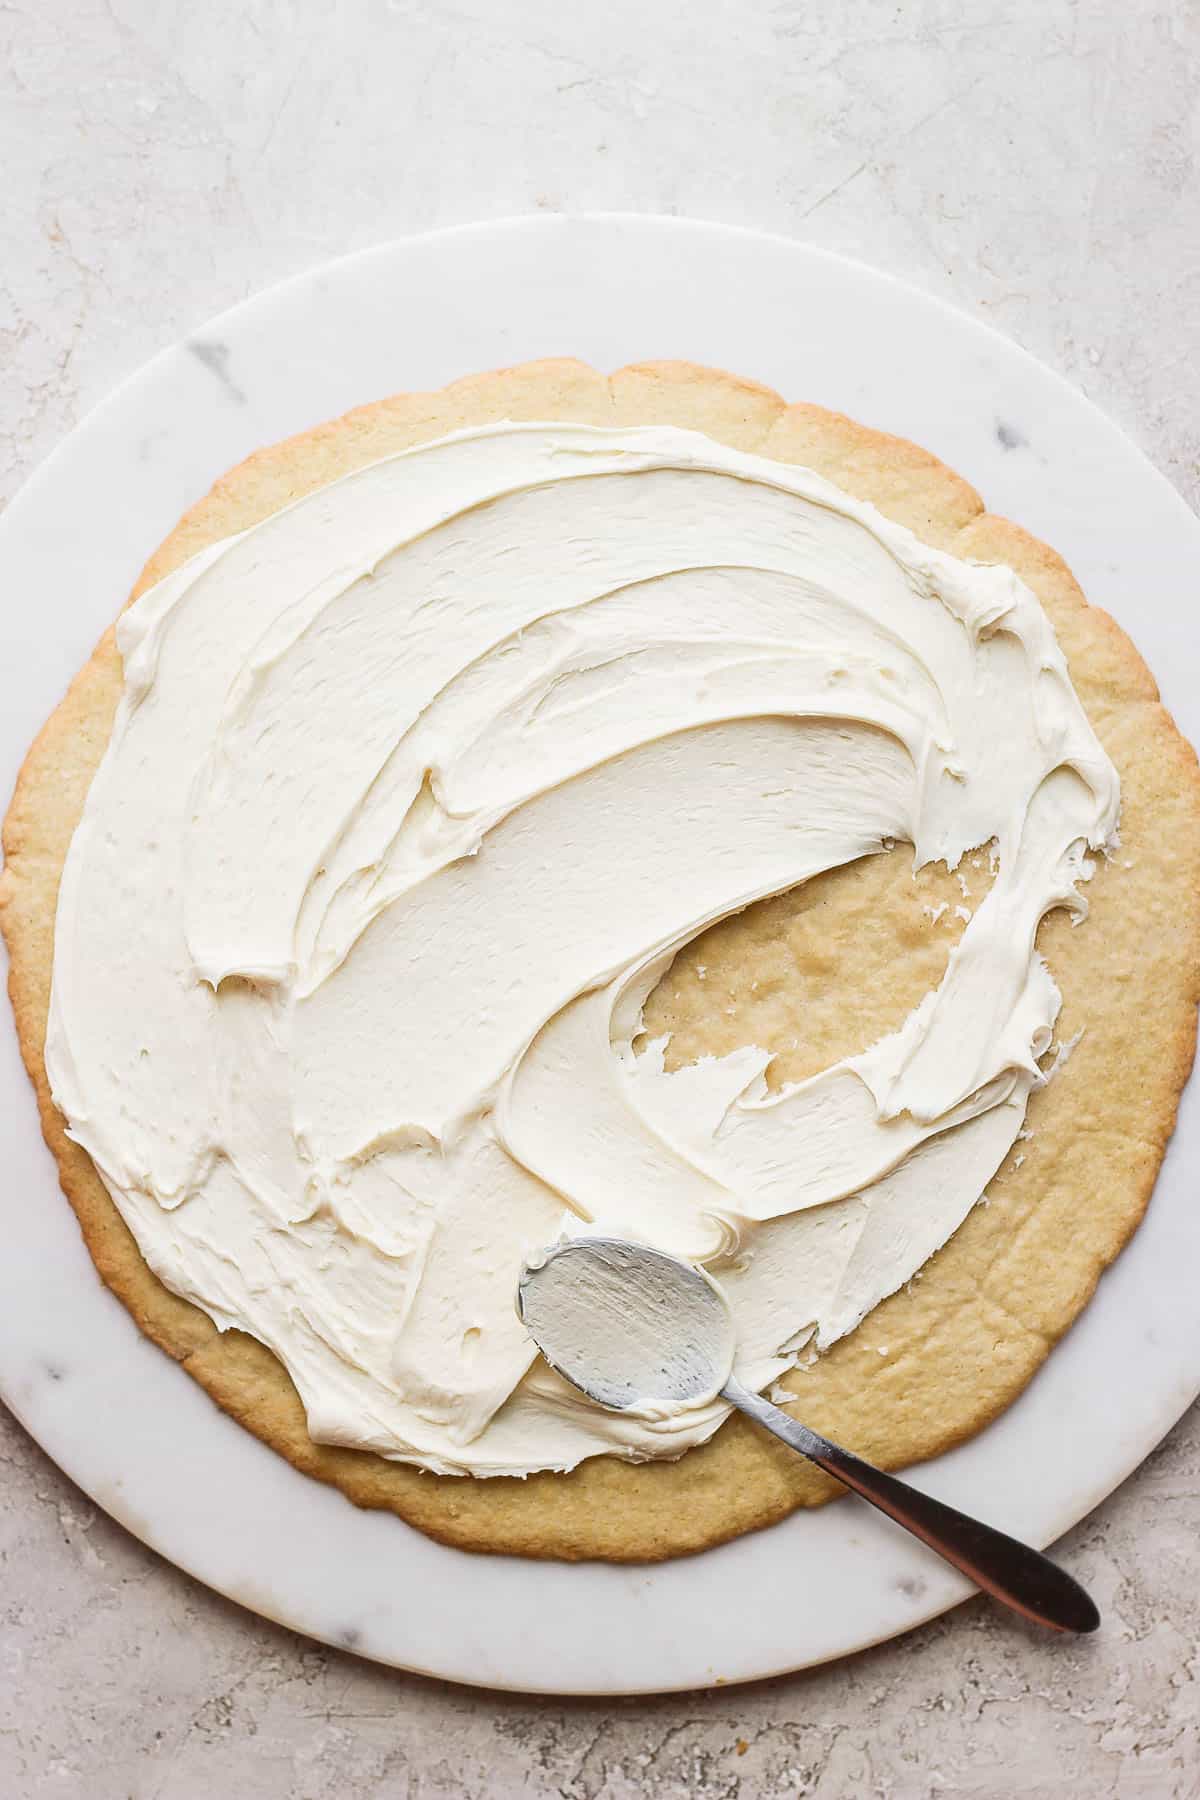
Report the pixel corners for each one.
[517,1236,1100,1634]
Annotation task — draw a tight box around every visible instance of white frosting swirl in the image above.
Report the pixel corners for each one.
[46,423,1119,1476]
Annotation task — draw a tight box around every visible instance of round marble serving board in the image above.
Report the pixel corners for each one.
[1,216,1198,1696]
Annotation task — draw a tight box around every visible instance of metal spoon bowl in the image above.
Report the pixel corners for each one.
[518,1237,1099,1635]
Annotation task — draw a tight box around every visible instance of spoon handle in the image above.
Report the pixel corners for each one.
[722,1378,1099,1634]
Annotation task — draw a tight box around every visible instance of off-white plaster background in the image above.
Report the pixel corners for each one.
[3,2,1199,1795]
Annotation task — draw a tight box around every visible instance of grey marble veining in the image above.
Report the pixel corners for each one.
[3,0,1199,1794]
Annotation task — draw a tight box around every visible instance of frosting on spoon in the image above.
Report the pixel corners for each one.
[46,423,1118,1475]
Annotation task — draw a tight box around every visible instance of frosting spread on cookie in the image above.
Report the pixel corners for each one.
[45,423,1119,1475]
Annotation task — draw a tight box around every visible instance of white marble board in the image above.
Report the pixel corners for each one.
[0,215,1197,1695]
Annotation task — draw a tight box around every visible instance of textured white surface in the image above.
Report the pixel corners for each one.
[2,1,1199,1794]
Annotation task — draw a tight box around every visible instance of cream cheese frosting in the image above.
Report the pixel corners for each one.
[45,422,1120,1477]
